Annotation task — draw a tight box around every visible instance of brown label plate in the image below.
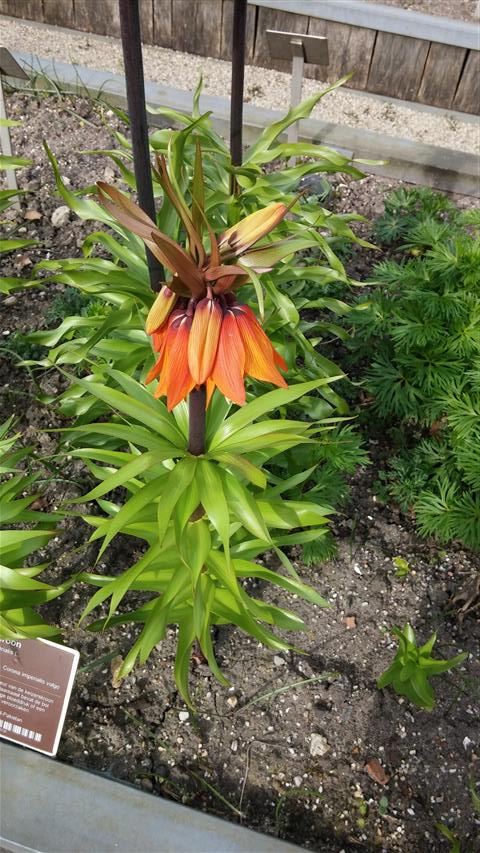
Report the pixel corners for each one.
[0,637,79,756]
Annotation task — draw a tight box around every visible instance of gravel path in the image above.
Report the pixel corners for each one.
[1,15,479,155]
[365,0,479,21]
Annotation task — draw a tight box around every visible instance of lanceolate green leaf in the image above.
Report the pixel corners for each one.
[71,445,184,502]
[69,375,185,447]
[222,471,271,543]
[197,460,231,563]
[244,74,353,163]
[209,379,342,449]
[174,617,196,708]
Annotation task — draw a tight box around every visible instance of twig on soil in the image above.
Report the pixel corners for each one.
[78,649,121,673]
[238,737,286,821]
[238,671,340,713]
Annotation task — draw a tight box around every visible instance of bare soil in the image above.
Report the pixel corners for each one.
[1,92,479,853]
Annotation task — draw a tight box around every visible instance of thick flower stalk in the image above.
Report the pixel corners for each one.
[97,149,302,411]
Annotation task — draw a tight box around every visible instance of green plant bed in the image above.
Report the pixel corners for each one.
[346,187,480,550]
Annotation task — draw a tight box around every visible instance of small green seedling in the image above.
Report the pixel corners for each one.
[435,822,461,852]
[378,795,389,816]
[469,776,480,814]
[377,624,467,711]
[392,556,410,579]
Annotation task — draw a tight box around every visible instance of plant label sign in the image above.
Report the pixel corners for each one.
[0,637,79,756]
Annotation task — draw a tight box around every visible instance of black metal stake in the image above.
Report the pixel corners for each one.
[230,0,247,170]
[118,0,163,292]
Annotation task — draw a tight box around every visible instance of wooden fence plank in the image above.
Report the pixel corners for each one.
[74,0,121,37]
[249,0,479,51]
[253,6,309,72]
[367,31,429,101]
[153,0,172,48]
[0,0,43,19]
[171,0,222,58]
[306,18,376,89]
[417,42,467,109]
[221,0,257,63]
[452,50,480,115]
[139,0,154,44]
[43,0,74,28]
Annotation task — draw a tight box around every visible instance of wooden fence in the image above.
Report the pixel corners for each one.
[1,0,478,114]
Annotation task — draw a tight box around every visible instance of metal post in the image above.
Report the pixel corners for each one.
[0,78,20,210]
[118,0,163,291]
[230,0,247,170]
[287,38,304,166]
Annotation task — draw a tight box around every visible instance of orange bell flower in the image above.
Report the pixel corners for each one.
[96,147,300,411]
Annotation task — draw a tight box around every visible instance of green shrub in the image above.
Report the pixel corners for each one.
[350,188,480,549]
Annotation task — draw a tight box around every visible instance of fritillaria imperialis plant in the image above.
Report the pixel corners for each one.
[96,151,293,413]
[64,145,342,705]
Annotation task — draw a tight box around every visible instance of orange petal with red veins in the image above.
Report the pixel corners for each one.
[211,310,246,405]
[188,297,222,384]
[235,306,287,388]
[146,286,177,335]
[155,312,195,410]
[145,351,165,384]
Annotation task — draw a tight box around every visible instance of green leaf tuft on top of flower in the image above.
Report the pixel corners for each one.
[96,143,319,410]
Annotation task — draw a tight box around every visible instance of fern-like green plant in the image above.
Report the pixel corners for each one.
[349,188,480,549]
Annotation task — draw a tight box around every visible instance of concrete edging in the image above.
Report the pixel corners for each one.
[0,742,302,853]
[7,50,480,197]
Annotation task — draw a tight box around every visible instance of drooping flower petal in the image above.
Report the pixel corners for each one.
[234,305,287,388]
[146,285,178,335]
[205,378,216,409]
[188,296,222,385]
[154,311,195,411]
[219,203,288,255]
[211,309,246,405]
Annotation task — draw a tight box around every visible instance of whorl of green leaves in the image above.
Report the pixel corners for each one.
[0,418,72,640]
[62,374,340,706]
[377,623,467,711]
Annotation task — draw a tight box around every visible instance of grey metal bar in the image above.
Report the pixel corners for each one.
[1,742,302,853]
[249,0,480,50]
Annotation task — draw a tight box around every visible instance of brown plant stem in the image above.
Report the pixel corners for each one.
[188,385,206,456]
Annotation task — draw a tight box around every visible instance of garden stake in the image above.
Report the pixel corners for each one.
[230,0,247,190]
[118,0,163,291]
